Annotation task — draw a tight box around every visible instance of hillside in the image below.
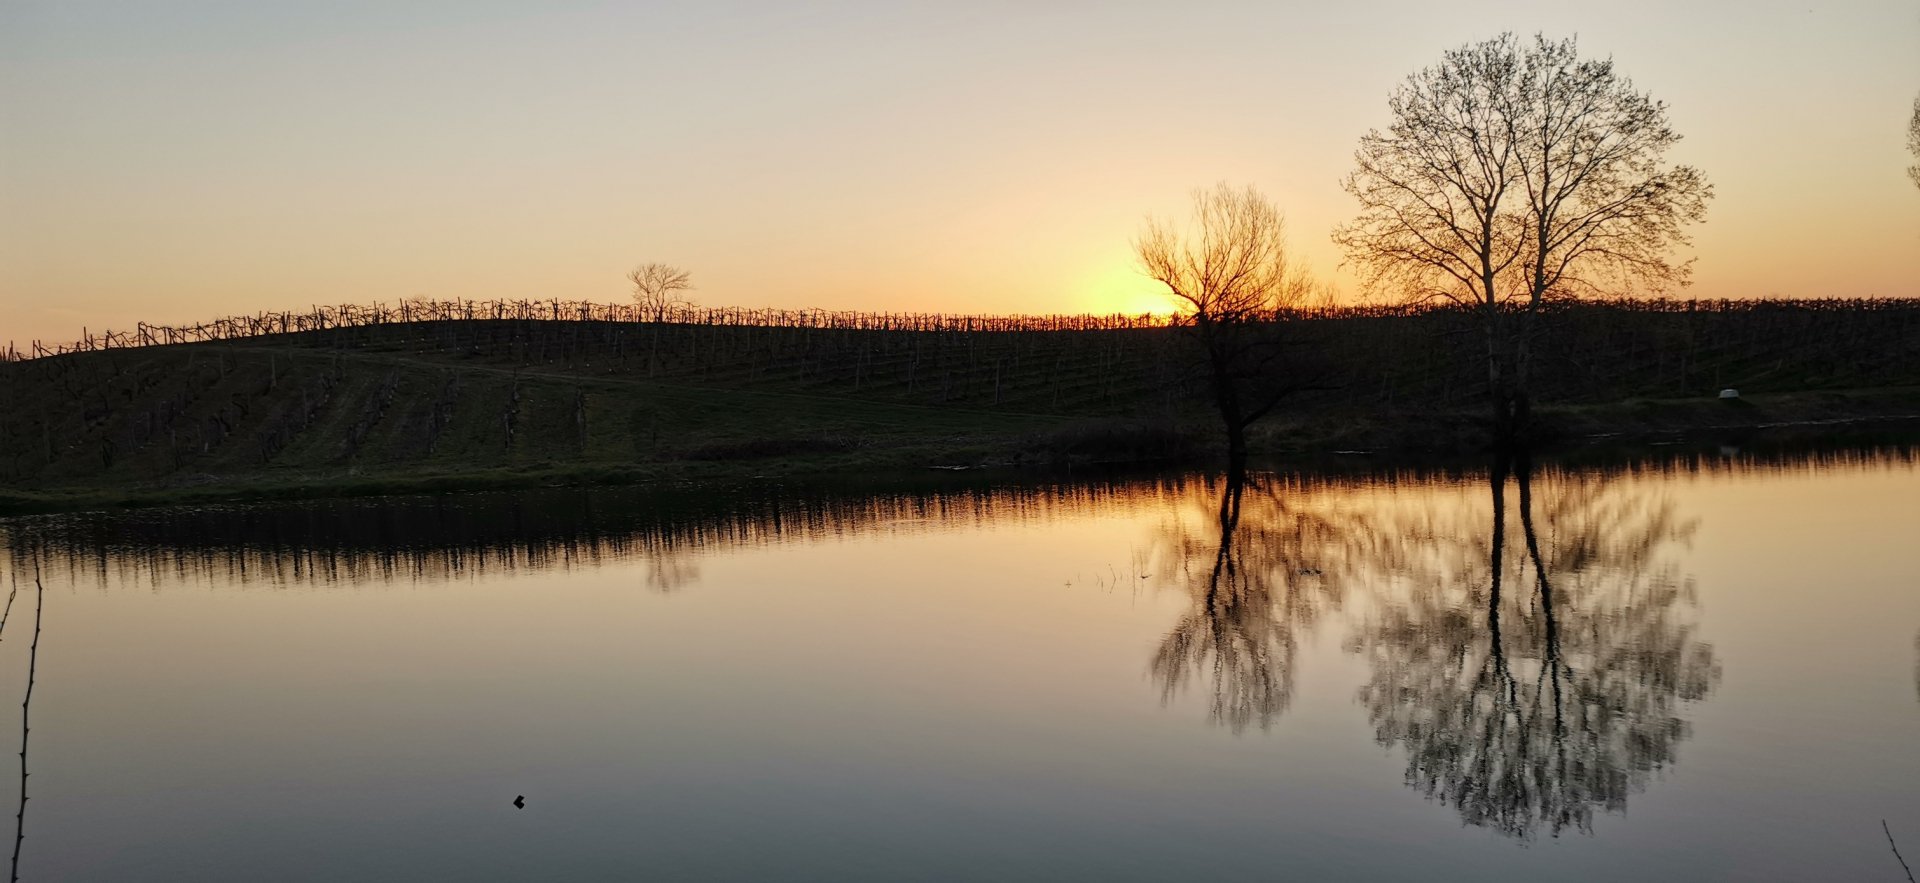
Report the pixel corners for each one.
[4,298,1919,510]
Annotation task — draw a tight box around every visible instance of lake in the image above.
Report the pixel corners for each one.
[2,440,1917,881]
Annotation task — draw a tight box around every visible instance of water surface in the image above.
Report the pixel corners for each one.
[2,443,1917,880]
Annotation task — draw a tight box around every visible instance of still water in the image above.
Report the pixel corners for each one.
[1,442,1917,881]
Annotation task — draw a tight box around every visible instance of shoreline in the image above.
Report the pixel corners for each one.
[4,387,1916,516]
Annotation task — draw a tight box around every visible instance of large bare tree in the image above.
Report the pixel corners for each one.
[1136,184,1322,463]
[627,263,694,321]
[1335,34,1712,439]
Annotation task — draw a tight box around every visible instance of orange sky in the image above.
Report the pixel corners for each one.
[3,1,1917,347]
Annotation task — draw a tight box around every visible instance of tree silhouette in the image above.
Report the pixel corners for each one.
[1137,184,1324,463]
[1336,34,1713,439]
[1347,454,1719,837]
[628,263,695,321]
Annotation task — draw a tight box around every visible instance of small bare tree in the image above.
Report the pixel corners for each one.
[627,263,694,321]
[1137,184,1321,463]
[1335,33,1712,439]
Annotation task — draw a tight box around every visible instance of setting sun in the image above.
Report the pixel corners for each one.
[1072,256,1178,318]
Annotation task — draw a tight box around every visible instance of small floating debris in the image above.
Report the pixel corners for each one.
[1331,449,1373,455]
[513,795,525,809]
[1718,388,1740,399]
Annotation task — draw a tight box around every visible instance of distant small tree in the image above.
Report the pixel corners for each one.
[1336,33,1712,440]
[628,263,694,321]
[1136,184,1322,464]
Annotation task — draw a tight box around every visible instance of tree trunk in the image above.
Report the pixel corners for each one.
[1484,312,1532,446]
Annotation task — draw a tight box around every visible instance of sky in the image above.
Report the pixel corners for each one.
[2,0,1917,346]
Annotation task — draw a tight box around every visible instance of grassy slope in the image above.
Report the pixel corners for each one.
[0,340,1202,512]
[4,315,1919,513]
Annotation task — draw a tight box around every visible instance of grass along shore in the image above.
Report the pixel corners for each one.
[4,306,1919,513]
[1,343,1914,514]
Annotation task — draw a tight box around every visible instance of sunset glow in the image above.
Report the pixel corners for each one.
[2,1,1916,346]
[1073,256,1178,317]
[3,7,1919,877]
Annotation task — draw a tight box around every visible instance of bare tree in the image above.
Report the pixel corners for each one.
[1335,34,1712,439]
[1136,184,1322,463]
[627,263,694,321]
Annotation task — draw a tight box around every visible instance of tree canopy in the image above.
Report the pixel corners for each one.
[1136,184,1316,325]
[628,263,694,321]
[1336,33,1712,311]
[1135,184,1324,458]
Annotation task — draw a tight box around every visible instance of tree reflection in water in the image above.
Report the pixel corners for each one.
[1148,462,1375,733]
[642,542,701,593]
[1349,453,1720,838]
[1151,453,1721,836]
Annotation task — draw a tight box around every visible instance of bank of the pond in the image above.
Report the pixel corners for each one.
[3,386,1916,515]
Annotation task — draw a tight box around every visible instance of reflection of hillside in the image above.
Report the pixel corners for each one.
[6,438,1911,592]
[1148,467,1380,732]
[1349,455,1720,838]
[0,476,1200,590]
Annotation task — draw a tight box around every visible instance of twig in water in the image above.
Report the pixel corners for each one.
[1890,820,1917,883]
[10,567,43,883]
